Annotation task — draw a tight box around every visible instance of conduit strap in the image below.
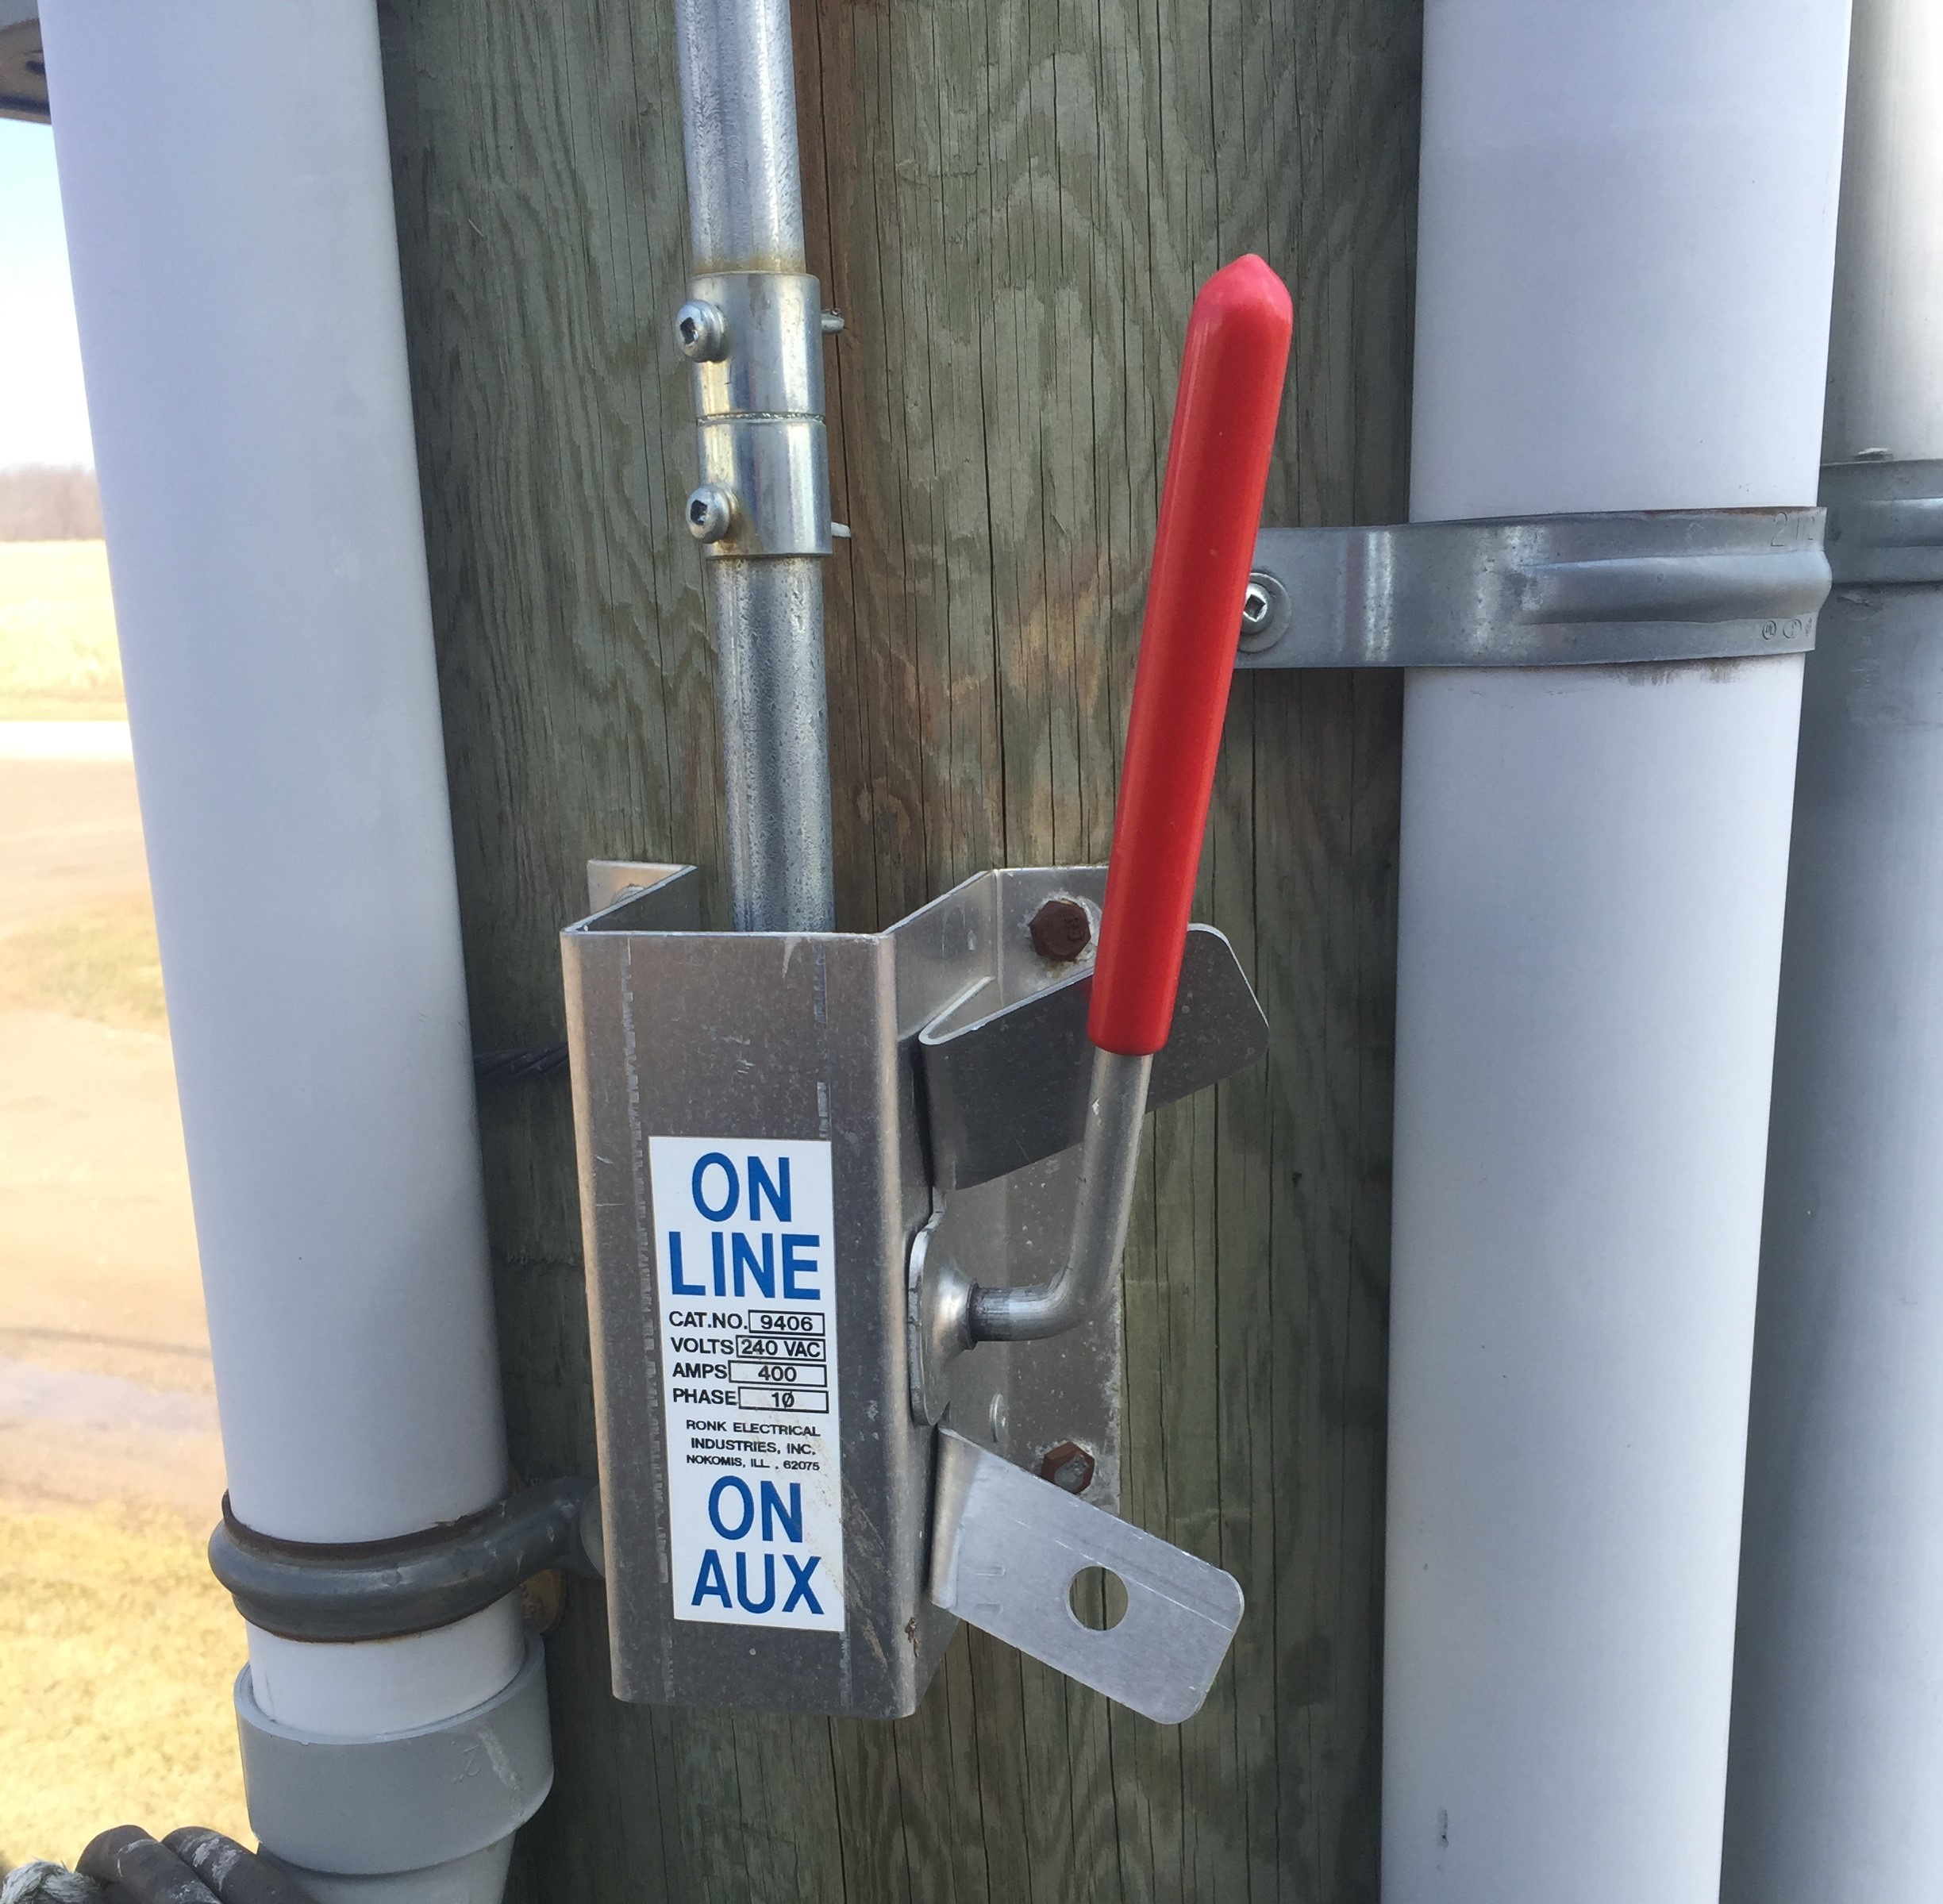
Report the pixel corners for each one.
[1822,458,1943,584]
[233,1632,552,1876]
[1235,506,1829,669]
[210,1479,601,1643]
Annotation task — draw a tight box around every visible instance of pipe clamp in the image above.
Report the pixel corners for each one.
[1822,458,1943,584]
[210,1479,601,1643]
[1236,507,1829,669]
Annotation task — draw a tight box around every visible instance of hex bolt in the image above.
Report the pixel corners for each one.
[1029,897,1092,963]
[1039,1440,1096,1495]
[686,484,735,544]
[674,298,729,362]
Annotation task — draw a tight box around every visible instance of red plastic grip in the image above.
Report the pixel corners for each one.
[1087,256,1293,1057]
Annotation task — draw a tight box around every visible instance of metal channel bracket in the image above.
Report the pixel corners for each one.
[930,1429,1243,1725]
[1236,507,1829,669]
[918,924,1267,1192]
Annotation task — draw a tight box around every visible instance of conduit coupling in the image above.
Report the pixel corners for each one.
[680,275,834,558]
[233,1635,552,1883]
[206,1489,594,1891]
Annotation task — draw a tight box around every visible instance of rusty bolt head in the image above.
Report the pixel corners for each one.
[1039,1440,1096,1495]
[517,1567,567,1635]
[1029,898,1092,963]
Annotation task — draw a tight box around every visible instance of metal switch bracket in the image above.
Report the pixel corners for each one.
[1236,507,1829,670]
[906,916,1262,1425]
[562,863,1260,1721]
[919,925,1267,1192]
[929,1429,1243,1725]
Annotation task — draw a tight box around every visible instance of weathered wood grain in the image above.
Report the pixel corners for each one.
[377,0,1417,1894]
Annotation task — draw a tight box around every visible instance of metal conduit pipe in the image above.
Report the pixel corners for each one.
[672,0,836,933]
[1722,1,1943,1895]
[37,5,546,1898]
[1381,4,1851,1898]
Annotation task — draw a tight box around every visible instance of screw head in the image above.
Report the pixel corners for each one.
[1039,1440,1096,1495]
[988,1394,1008,1442]
[675,298,729,362]
[1238,571,1286,651]
[686,485,735,543]
[1029,897,1092,963]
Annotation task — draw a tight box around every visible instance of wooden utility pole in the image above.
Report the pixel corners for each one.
[378,1,1418,1894]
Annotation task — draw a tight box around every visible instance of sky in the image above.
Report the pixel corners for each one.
[0,117,94,468]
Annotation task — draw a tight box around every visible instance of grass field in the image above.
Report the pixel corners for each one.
[0,541,122,721]
[0,895,167,1031]
[0,539,247,1875]
[0,1504,249,1872]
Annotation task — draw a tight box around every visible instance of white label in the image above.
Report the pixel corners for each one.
[648,1136,845,1633]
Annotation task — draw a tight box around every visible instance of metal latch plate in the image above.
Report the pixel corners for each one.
[929,1429,1243,1725]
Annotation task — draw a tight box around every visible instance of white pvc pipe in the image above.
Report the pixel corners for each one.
[40,4,531,1898]
[1722,3,1943,1897]
[1383,5,1850,1900]
[1818,0,1943,465]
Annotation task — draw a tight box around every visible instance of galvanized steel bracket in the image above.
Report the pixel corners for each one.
[1235,507,1829,670]
[1822,458,1943,585]
[905,923,1265,1425]
[917,924,1267,1194]
[561,861,1262,1722]
[929,1428,1243,1725]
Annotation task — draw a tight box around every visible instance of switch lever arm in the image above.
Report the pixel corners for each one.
[968,256,1292,1344]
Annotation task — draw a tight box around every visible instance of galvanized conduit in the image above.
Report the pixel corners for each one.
[672,0,836,933]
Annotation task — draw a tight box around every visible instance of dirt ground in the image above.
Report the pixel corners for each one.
[0,677,250,1861]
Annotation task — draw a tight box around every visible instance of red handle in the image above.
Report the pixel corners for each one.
[1087,256,1292,1056]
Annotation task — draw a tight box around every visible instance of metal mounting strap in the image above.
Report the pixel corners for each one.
[1822,458,1943,584]
[929,1429,1243,1724]
[210,1479,602,1643]
[1236,507,1829,670]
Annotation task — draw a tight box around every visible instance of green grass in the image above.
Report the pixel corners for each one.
[0,1502,250,1871]
[0,897,168,1033]
[0,541,124,721]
